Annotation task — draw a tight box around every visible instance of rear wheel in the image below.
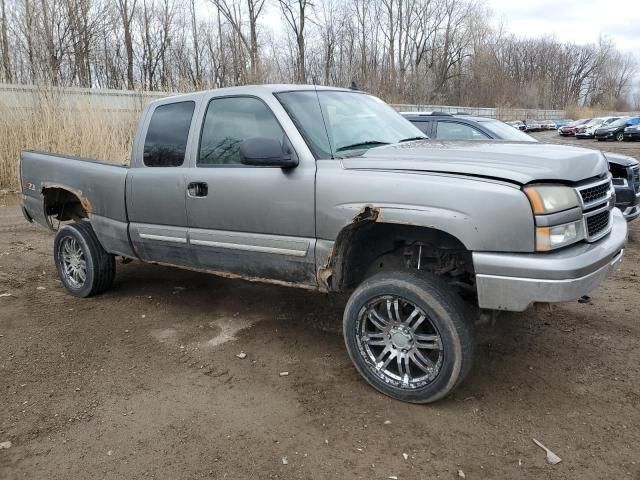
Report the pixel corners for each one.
[343,270,475,403]
[54,222,115,297]
[615,132,624,142]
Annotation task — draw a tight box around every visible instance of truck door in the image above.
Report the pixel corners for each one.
[127,100,196,266]
[183,95,317,286]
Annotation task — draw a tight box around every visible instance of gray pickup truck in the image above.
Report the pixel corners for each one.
[20,85,627,403]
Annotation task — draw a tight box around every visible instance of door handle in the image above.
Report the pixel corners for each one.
[187,182,208,197]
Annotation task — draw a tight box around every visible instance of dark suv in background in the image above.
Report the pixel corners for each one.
[401,112,536,142]
[596,116,640,142]
[402,112,640,222]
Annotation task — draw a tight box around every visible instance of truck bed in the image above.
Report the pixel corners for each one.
[20,150,133,257]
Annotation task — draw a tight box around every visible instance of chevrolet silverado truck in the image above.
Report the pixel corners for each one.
[20,85,627,403]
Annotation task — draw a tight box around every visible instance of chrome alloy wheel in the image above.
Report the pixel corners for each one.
[355,295,443,389]
[59,237,87,288]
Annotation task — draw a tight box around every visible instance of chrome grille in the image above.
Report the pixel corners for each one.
[579,182,610,205]
[586,210,610,238]
[576,177,614,242]
[632,166,640,193]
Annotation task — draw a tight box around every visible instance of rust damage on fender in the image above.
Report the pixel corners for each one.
[41,183,93,229]
[318,204,382,291]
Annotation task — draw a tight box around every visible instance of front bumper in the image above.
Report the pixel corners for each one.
[623,132,640,140]
[622,204,640,222]
[595,131,615,139]
[615,185,640,222]
[473,209,627,311]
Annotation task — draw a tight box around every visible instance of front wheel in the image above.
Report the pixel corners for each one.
[54,222,116,297]
[343,270,475,403]
[615,132,624,142]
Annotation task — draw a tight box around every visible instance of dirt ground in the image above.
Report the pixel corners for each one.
[1,133,640,479]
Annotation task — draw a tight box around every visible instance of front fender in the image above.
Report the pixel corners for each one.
[316,163,535,253]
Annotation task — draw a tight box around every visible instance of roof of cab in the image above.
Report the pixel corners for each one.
[147,84,355,107]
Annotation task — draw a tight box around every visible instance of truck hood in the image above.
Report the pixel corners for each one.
[340,140,608,185]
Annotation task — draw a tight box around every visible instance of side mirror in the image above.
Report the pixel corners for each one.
[239,137,298,168]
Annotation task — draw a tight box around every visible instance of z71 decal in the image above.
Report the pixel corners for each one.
[21,180,36,191]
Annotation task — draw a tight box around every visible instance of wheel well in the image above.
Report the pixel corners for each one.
[43,187,89,227]
[325,222,474,295]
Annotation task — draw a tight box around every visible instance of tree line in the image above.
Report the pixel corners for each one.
[1,0,637,110]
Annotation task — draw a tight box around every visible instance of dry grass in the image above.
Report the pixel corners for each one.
[564,104,608,121]
[0,90,139,190]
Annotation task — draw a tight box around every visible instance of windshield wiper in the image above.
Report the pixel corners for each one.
[336,140,390,152]
[399,136,429,142]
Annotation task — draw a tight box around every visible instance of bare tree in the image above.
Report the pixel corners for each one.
[116,0,137,89]
[210,0,266,81]
[1,0,636,109]
[0,0,11,82]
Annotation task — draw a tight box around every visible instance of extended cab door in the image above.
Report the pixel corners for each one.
[183,94,317,286]
[126,100,197,266]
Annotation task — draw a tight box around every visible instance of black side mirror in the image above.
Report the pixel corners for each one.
[239,137,298,168]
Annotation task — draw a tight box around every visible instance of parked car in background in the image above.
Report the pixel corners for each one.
[624,122,640,141]
[402,112,535,141]
[506,120,526,131]
[540,120,557,130]
[553,119,572,128]
[404,113,640,222]
[595,116,640,142]
[524,119,543,132]
[609,155,640,221]
[576,117,620,139]
[559,119,590,136]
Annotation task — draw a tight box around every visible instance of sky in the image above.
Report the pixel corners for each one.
[485,0,640,92]
[485,0,639,54]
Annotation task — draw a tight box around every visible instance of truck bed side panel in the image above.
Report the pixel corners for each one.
[19,150,135,257]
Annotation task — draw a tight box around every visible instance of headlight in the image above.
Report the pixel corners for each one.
[524,185,580,214]
[536,220,585,251]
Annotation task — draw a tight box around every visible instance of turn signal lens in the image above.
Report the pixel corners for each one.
[536,220,584,251]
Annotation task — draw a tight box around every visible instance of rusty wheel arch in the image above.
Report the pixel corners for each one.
[42,186,91,230]
[320,206,471,293]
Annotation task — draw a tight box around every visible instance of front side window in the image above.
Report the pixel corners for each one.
[143,101,195,167]
[276,90,424,158]
[198,97,285,166]
[435,121,489,140]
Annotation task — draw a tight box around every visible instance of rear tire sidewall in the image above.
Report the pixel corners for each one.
[54,224,98,298]
[343,271,474,403]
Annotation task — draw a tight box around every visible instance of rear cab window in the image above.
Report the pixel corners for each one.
[143,101,195,167]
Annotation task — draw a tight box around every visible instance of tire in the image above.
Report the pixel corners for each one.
[343,270,475,403]
[615,132,624,142]
[53,221,116,298]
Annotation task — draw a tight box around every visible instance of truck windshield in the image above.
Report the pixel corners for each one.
[275,90,424,159]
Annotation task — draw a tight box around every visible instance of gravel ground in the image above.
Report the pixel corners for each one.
[1,133,640,479]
